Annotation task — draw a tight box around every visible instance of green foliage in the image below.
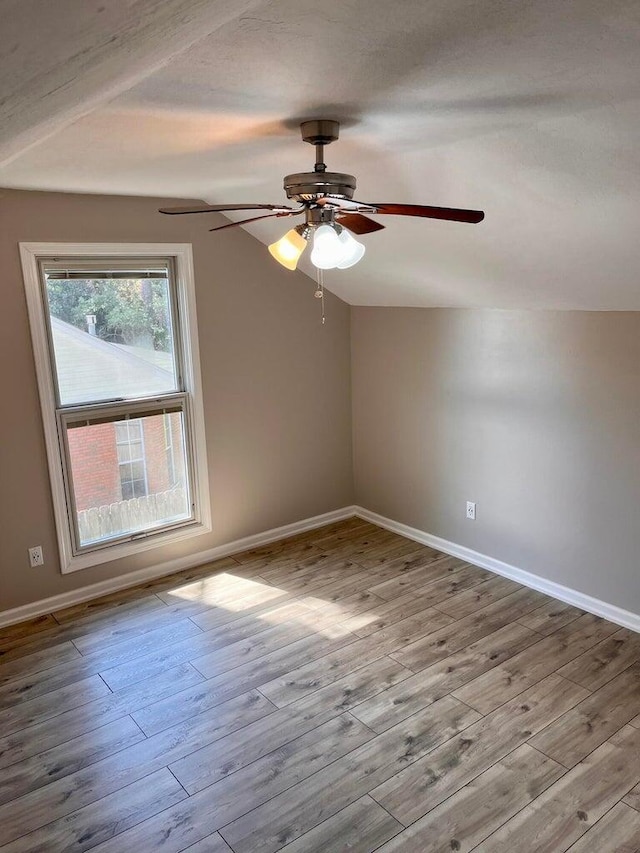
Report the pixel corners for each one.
[46,278,171,351]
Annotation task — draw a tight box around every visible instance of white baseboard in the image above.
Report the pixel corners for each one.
[354,507,640,634]
[0,506,359,629]
[5,503,638,634]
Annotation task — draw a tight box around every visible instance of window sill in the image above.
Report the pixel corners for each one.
[61,517,212,574]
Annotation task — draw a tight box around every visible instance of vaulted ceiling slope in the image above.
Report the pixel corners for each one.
[2,0,640,308]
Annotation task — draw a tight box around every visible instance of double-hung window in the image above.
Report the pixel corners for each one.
[21,243,211,573]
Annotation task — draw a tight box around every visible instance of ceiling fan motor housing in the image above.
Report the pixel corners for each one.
[284,119,356,201]
[283,171,357,202]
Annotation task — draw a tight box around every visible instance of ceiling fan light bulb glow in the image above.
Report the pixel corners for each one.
[268,228,308,270]
[313,224,337,247]
[336,230,366,268]
[310,224,348,269]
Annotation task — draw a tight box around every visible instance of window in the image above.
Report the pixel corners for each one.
[115,419,148,500]
[21,243,211,573]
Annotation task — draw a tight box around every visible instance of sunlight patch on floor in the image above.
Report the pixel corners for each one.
[162,574,280,609]
[161,572,365,638]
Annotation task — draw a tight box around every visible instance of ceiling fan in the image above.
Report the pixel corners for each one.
[159,119,484,272]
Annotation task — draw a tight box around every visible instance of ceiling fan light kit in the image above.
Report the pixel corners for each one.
[309,224,365,270]
[268,225,309,271]
[159,118,484,276]
[336,229,366,269]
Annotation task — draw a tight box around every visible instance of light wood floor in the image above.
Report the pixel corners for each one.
[2,518,640,853]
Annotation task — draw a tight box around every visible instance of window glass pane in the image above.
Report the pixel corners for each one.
[67,411,191,547]
[44,269,178,405]
[132,480,147,498]
[115,423,129,443]
[127,441,143,459]
[116,444,132,463]
[130,460,146,480]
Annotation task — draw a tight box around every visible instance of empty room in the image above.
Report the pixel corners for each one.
[1,1,640,851]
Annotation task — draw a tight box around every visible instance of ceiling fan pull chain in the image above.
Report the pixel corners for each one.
[314,268,326,325]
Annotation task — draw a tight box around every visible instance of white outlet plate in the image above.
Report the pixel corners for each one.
[466,501,476,520]
[28,546,44,567]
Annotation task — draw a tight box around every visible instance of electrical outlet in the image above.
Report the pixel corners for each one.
[466,501,476,520]
[28,546,44,567]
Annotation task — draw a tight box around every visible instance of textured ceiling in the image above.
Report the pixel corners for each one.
[2,0,640,307]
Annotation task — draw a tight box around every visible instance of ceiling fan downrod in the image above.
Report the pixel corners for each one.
[284,120,357,203]
[300,119,340,173]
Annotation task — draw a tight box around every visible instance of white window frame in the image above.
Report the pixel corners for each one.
[163,413,178,487]
[20,242,211,574]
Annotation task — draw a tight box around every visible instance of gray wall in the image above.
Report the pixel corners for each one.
[0,189,354,611]
[352,307,640,614]
[4,190,639,620]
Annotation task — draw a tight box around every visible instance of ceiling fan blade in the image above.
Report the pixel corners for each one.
[209,211,300,231]
[371,203,484,223]
[336,213,385,235]
[159,204,294,215]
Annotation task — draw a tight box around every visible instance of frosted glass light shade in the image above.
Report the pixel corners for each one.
[310,224,365,270]
[336,230,365,268]
[268,228,308,270]
[309,225,344,269]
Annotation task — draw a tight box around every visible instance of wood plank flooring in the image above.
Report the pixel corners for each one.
[1,517,639,852]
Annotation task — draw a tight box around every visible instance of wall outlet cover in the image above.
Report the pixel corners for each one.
[28,546,44,567]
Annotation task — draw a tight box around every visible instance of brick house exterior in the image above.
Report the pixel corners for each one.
[67,422,121,511]
[67,413,186,512]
